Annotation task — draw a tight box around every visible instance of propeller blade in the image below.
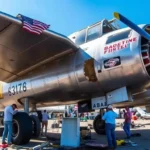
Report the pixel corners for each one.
[114,12,150,40]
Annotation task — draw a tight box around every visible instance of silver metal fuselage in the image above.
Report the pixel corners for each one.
[0,25,150,109]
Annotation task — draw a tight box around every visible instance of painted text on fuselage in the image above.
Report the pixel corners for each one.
[104,37,137,54]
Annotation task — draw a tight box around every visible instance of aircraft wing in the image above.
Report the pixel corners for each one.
[0,12,79,82]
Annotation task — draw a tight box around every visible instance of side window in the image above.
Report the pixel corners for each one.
[75,29,86,45]
[106,30,131,44]
[86,24,101,42]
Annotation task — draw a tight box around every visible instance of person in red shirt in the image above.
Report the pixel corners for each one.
[123,107,132,139]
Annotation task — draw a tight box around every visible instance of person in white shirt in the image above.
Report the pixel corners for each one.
[41,110,49,136]
[2,104,18,145]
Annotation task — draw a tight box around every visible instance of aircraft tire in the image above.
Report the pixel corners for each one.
[93,114,105,135]
[30,115,41,138]
[12,112,32,145]
[0,127,4,136]
[1,118,3,126]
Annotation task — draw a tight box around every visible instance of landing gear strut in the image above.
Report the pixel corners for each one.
[93,109,105,135]
[24,97,29,114]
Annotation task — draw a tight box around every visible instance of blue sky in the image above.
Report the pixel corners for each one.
[0,0,149,36]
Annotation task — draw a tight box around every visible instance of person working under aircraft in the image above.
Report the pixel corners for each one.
[2,104,18,145]
[41,110,49,136]
[123,107,132,139]
[102,105,118,150]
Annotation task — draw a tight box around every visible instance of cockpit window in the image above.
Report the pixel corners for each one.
[75,29,86,45]
[86,24,101,42]
[103,22,115,34]
[106,30,131,44]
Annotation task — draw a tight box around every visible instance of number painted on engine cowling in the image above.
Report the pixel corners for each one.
[8,82,27,96]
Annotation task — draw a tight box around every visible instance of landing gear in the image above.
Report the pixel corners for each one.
[30,103,41,138]
[23,97,29,114]
[11,98,41,145]
[30,115,41,138]
[12,112,32,145]
[93,109,105,135]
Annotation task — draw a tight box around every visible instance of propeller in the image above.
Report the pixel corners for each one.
[114,12,150,40]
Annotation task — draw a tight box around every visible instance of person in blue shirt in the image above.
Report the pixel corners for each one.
[102,105,118,150]
[2,104,18,145]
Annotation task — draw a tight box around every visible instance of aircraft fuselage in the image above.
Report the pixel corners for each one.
[0,24,150,109]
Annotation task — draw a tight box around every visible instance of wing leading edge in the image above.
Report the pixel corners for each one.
[0,11,79,82]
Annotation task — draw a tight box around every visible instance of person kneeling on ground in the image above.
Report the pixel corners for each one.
[2,104,18,145]
[102,105,118,150]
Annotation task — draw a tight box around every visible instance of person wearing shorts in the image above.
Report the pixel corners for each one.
[41,110,49,136]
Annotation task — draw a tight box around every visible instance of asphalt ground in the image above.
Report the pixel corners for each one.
[0,119,150,150]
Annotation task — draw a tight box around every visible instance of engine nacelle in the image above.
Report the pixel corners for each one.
[90,25,150,93]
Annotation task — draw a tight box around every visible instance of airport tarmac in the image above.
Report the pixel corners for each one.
[92,119,150,150]
[0,119,150,150]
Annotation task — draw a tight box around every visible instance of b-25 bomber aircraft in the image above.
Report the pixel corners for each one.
[0,11,149,144]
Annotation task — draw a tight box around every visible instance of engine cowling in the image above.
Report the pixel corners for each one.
[91,26,150,94]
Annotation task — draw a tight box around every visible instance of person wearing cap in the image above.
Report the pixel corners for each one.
[2,104,18,145]
[102,105,118,150]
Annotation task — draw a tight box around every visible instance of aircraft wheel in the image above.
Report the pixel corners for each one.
[93,114,105,135]
[30,115,41,138]
[12,112,32,145]
[0,127,4,136]
[1,118,3,126]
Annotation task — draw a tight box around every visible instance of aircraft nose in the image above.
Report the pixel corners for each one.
[141,26,150,75]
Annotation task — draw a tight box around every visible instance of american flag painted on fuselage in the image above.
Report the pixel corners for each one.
[19,15,50,35]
